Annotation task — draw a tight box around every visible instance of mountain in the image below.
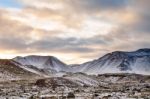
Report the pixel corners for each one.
[13,55,70,75]
[0,59,40,81]
[78,48,150,75]
[0,48,149,79]
[13,49,150,75]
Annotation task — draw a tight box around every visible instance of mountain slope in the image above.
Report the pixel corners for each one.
[78,48,150,75]
[0,59,40,81]
[13,55,70,74]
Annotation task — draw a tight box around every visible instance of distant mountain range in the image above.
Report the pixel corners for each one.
[0,48,150,81]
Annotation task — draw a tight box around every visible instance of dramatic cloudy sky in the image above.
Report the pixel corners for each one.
[0,0,150,64]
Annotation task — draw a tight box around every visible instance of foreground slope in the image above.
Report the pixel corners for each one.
[0,59,40,81]
[0,73,149,99]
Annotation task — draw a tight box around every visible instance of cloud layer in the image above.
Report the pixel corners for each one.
[0,0,150,63]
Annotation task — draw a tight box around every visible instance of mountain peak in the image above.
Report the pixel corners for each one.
[111,51,127,55]
[109,48,150,57]
[13,55,67,71]
[15,55,56,59]
[14,55,61,63]
[107,51,128,59]
[136,48,150,53]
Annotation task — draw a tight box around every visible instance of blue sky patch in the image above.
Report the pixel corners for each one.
[0,0,22,8]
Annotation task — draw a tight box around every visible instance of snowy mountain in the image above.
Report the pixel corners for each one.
[78,48,150,75]
[0,48,149,79]
[13,55,70,75]
[13,55,67,70]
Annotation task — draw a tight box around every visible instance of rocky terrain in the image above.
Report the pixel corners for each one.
[0,73,149,99]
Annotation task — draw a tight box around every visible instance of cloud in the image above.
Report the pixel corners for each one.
[0,9,65,52]
[17,0,129,29]
[65,0,128,13]
[30,36,108,52]
[123,0,150,33]
[0,11,110,55]
[0,0,150,63]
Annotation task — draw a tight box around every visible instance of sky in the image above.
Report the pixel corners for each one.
[0,0,150,64]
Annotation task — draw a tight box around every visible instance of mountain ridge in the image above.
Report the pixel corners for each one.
[0,48,149,77]
[79,48,150,75]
